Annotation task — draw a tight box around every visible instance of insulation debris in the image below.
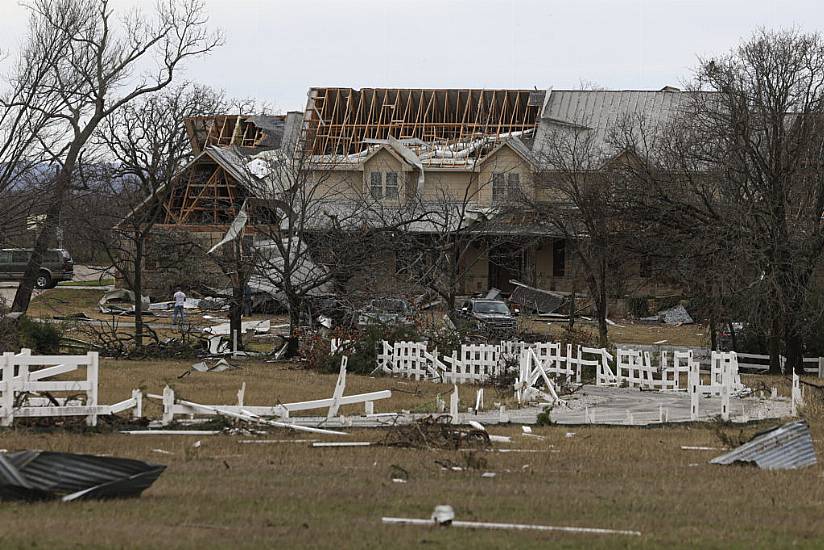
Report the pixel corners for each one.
[0,451,165,502]
[660,305,694,325]
[98,289,150,315]
[186,358,240,375]
[710,420,816,470]
[204,319,271,336]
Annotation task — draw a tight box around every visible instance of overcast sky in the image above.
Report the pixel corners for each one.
[0,0,821,112]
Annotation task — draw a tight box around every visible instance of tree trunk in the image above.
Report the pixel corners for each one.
[727,321,737,351]
[287,292,301,337]
[768,313,782,374]
[708,307,717,351]
[230,283,243,353]
[784,325,804,375]
[12,141,86,313]
[568,286,576,331]
[133,239,144,349]
[596,256,608,347]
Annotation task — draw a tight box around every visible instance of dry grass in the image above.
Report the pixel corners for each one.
[524,317,709,347]
[0,356,824,548]
[27,288,106,318]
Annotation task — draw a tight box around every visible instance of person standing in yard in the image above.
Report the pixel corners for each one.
[173,288,186,326]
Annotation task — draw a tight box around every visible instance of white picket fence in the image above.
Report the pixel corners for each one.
[0,350,141,427]
[379,340,605,386]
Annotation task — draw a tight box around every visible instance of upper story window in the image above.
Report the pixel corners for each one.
[369,171,400,200]
[492,172,520,204]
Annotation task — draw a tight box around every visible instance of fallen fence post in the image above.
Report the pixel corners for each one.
[381,516,641,537]
[327,356,347,419]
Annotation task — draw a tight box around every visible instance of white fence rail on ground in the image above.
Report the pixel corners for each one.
[0,349,141,427]
[150,357,392,425]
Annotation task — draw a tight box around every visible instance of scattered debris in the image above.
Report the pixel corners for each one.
[53,312,94,321]
[121,430,221,436]
[190,358,240,375]
[238,439,319,444]
[508,280,565,314]
[203,319,271,336]
[311,442,372,448]
[0,451,165,502]
[431,504,455,525]
[660,305,693,325]
[382,416,490,450]
[98,289,150,315]
[710,420,816,470]
[484,288,502,301]
[383,505,642,536]
[390,464,409,483]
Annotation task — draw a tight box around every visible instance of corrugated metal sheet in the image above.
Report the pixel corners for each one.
[0,451,166,501]
[533,89,694,161]
[710,420,817,470]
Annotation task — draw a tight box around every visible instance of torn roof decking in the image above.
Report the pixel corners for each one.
[185,114,287,154]
[302,88,545,157]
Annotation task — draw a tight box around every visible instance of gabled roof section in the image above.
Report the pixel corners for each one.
[478,137,536,169]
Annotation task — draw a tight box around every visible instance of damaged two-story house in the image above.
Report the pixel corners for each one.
[140,86,692,307]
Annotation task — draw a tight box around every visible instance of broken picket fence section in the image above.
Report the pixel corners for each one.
[0,350,141,427]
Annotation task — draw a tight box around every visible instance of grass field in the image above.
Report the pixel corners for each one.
[7,288,824,548]
[0,356,822,548]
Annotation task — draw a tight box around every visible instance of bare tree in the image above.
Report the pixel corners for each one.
[615,29,824,373]
[528,121,623,347]
[70,84,226,349]
[9,0,221,313]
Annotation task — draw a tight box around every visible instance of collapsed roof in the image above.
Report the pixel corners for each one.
[185,113,304,155]
[302,88,544,167]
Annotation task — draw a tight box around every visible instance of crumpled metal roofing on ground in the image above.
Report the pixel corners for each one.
[0,451,166,502]
[710,420,817,470]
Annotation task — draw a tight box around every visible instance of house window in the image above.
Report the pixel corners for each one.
[508,173,520,198]
[370,171,383,199]
[492,173,506,203]
[492,172,520,204]
[385,172,399,199]
[369,171,399,200]
[552,239,566,277]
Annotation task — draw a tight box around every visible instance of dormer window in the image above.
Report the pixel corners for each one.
[369,171,400,200]
[492,172,520,204]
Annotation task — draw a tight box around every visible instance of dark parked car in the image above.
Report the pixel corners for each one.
[0,248,74,289]
[456,298,517,337]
